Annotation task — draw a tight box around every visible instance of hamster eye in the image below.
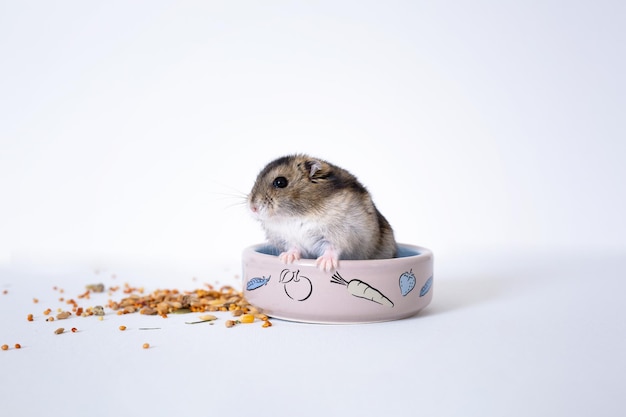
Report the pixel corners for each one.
[272,176,288,188]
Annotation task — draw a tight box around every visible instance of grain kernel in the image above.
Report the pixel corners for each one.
[142,343,150,349]
[27,314,34,322]
[14,343,21,349]
[240,314,255,324]
[56,311,71,320]
[54,328,65,335]
[119,325,126,331]
[71,327,78,333]
[262,320,272,328]
[225,320,236,328]
[1,344,8,351]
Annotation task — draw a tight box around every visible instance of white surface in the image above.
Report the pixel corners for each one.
[1,249,625,416]
[1,1,625,416]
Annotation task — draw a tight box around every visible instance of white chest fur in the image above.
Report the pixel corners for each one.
[262,216,326,256]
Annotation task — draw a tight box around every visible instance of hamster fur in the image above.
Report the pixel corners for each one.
[248,154,397,271]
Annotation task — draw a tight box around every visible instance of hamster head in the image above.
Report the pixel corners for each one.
[248,154,366,221]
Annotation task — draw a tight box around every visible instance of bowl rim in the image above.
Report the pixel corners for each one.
[243,242,433,268]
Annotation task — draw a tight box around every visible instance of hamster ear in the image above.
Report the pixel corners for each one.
[304,159,329,181]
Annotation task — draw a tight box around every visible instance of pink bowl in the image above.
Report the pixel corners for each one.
[242,243,433,324]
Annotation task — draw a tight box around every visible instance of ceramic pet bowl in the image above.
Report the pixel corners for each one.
[242,243,433,324]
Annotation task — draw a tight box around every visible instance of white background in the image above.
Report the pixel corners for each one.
[1,1,624,416]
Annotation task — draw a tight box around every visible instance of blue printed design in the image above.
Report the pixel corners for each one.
[419,276,433,297]
[246,276,271,291]
[399,269,416,296]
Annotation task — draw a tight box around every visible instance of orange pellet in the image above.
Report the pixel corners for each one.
[1,344,8,351]
[71,327,78,333]
[14,344,21,349]
[142,343,150,349]
[33,298,39,303]
[262,320,272,328]
[27,314,34,322]
[44,308,51,315]
[119,325,126,331]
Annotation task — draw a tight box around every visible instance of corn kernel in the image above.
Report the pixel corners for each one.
[240,314,255,324]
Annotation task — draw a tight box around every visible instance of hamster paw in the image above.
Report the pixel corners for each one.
[315,252,339,272]
[279,248,301,264]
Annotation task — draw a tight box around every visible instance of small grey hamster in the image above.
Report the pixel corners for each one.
[248,154,397,271]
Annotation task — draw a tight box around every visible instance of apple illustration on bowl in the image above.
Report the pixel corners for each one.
[279,269,313,302]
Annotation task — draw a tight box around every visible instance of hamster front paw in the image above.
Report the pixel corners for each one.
[315,248,339,272]
[279,248,301,264]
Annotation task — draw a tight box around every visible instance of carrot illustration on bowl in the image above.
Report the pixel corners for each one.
[330,272,394,307]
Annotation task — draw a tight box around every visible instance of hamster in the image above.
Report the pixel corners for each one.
[248,154,397,271]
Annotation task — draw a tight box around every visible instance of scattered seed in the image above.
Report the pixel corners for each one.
[119,325,126,331]
[46,317,55,322]
[71,327,78,333]
[86,283,105,293]
[142,343,150,349]
[92,306,105,316]
[139,307,156,315]
[14,343,21,349]
[1,344,8,351]
[33,298,39,303]
[185,314,218,324]
[240,314,255,324]
[262,320,272,328]
[43,308,52,315]
[27,314,34,322]
[54,328,65,335]
[56,311,71,320]
[225,320,236,328]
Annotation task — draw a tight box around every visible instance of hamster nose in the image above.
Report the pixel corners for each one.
[250,204,258,213]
